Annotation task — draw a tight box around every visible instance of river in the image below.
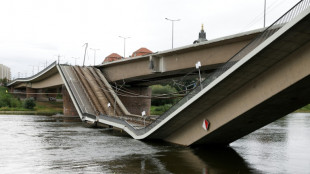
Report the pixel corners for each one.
[0,113,309,174]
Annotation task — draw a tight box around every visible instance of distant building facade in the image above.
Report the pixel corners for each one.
[0,64,11,80]
[193,24,208,44]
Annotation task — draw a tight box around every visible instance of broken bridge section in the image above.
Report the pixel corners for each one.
[58,65,153,128]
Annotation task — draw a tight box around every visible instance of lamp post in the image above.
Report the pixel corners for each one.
[165,18,180,49]
[82,43,88,66]
[90,48,100,65]
[264,0,266,28]
[119,36,130,58]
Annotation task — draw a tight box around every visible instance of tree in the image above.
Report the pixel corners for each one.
[151,85,178,106]
[23,98,36,109]
[0,78,8,86]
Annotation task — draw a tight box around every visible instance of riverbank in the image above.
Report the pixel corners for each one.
[0,101,63,116]
[0,110,59,116]
[295,104,310,113]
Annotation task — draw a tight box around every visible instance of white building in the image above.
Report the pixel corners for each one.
[0,64,11,80]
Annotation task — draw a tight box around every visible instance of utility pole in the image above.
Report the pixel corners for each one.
[83,43,88,66]
[55,54,62,64]
[119,36,130,59]
[28,65,35,75]
[90,48,100,65]
[71,57,79,65]
[165,18,180,49]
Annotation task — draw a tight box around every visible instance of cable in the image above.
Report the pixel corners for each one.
[72,66,198,99]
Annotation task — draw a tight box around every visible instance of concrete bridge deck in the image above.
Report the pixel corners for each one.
[97,28,263,85]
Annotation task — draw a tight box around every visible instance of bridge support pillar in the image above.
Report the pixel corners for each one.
[26,87,37,99]
[62,85,78,117]
[119,86,152,115]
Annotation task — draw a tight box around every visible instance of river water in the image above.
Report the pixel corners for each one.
[0,113,309,174]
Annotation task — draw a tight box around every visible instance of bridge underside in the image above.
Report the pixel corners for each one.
[194,75,310,146]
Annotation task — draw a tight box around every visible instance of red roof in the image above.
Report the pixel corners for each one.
[103,53,123,63]
[131,47,153,57]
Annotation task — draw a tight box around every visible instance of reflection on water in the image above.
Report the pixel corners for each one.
[0,113,309,174]
[231,113,310,174]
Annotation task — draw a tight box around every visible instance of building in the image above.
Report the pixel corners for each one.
[103,47,153,63]
[103,53,123,63]
[193,24,208,44]
[0,64,11,80]
[131,47,153,57]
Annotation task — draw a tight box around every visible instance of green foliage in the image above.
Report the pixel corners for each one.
[56,93,62,99]
[151,85,178,106]
[296,104,310,112]
[0,78,8,86]
[23,98,36,109]
[0,86,22,108]
[150,104,172,115]
[10,98,22,108]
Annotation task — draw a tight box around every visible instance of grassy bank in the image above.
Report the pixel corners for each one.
[0,101,63,115]
[0,86,63,115]
[295,104,310,113]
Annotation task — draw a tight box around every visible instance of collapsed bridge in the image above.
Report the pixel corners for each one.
[7,0,310,146]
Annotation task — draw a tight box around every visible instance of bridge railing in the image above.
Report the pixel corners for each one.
[7,61,57,86]
[137,0,310,135]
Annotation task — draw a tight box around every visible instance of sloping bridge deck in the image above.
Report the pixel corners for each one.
[58,1,310,146]
[58,65,152,129]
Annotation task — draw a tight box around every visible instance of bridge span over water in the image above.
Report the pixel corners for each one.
[8,0,310,146]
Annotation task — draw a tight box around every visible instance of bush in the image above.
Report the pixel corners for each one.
[23,98,36,109]
[0,87,23,108]
[151,104,173,115]
[151,85,178,106]
[0,87,11,107]
[10,98,21,108]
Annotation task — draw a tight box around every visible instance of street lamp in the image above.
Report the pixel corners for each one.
[82,43,88,67]
[165,18,180,49]
[119,36,130,58]
[264,0,267,28]
[90,48,100,65]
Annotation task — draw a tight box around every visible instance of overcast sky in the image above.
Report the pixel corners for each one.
[0,0,300,79]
